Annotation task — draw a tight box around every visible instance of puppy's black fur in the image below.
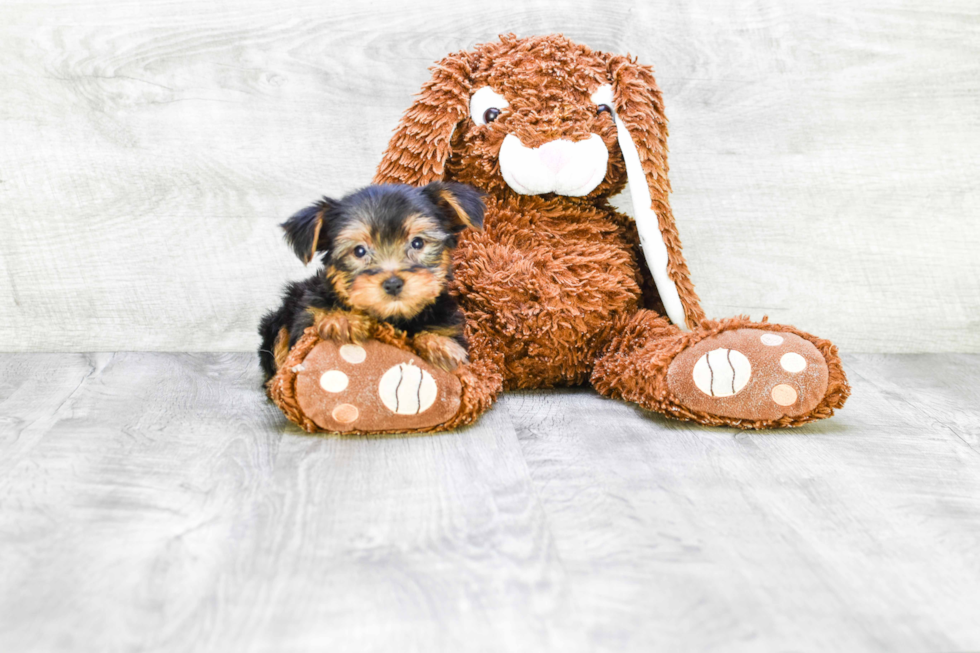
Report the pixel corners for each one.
[258,182,484,382]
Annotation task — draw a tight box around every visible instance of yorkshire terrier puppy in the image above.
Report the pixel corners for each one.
[258,182,485,382]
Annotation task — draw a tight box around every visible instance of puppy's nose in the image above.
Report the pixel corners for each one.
[382,276,404,296]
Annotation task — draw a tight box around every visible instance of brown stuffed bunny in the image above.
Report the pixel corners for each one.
[270,33,849,433]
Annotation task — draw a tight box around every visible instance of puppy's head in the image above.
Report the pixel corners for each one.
[281,182,484,320]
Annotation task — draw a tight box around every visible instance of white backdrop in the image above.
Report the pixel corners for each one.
[1,0,977,353]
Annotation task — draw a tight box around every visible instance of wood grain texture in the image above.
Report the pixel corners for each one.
[0,0,977,353]
[0,353,583,652]
[509,353,980,651]
[1,353,979,651]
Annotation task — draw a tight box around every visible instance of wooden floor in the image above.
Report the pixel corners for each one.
[1,353,979,652]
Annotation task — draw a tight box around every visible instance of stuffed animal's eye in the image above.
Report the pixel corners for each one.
[590,85,616,118]
[353,245,367,258]
[410,237,425,250]
[470,87,509,126]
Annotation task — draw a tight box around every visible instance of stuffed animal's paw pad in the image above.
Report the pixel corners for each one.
[691,348,751,397]
[378,362,438,415]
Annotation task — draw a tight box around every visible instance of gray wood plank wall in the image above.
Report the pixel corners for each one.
[1,0,978,353]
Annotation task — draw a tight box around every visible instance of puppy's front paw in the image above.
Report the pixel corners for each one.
[412,332,469,372]
[311,309,375,343]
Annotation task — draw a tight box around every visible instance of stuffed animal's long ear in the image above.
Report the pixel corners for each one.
[421,181,485,233]
[281,197,339,264]
[594,56,706,331]
[373,51,473,185]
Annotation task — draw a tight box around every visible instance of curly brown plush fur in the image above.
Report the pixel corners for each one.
[368,33,848,429]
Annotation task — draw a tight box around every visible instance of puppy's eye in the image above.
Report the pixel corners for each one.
[470,87,509,127]
[596,104,613,116]
[410,237,425,250]
[353,245,367,258]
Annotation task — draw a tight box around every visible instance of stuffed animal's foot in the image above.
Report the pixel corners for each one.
[267,327,502,434]
[592,314,849,429]
[278,338,461,433]
[665,326,844,425]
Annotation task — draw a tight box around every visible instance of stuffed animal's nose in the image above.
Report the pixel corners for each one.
[382,276,404,296]
[537,139,575,173]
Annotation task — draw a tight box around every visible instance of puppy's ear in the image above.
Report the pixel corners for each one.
[421,181,485,233]
[281,197,339,264]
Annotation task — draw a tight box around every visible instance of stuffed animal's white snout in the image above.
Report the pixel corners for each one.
[498,134,608,197]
